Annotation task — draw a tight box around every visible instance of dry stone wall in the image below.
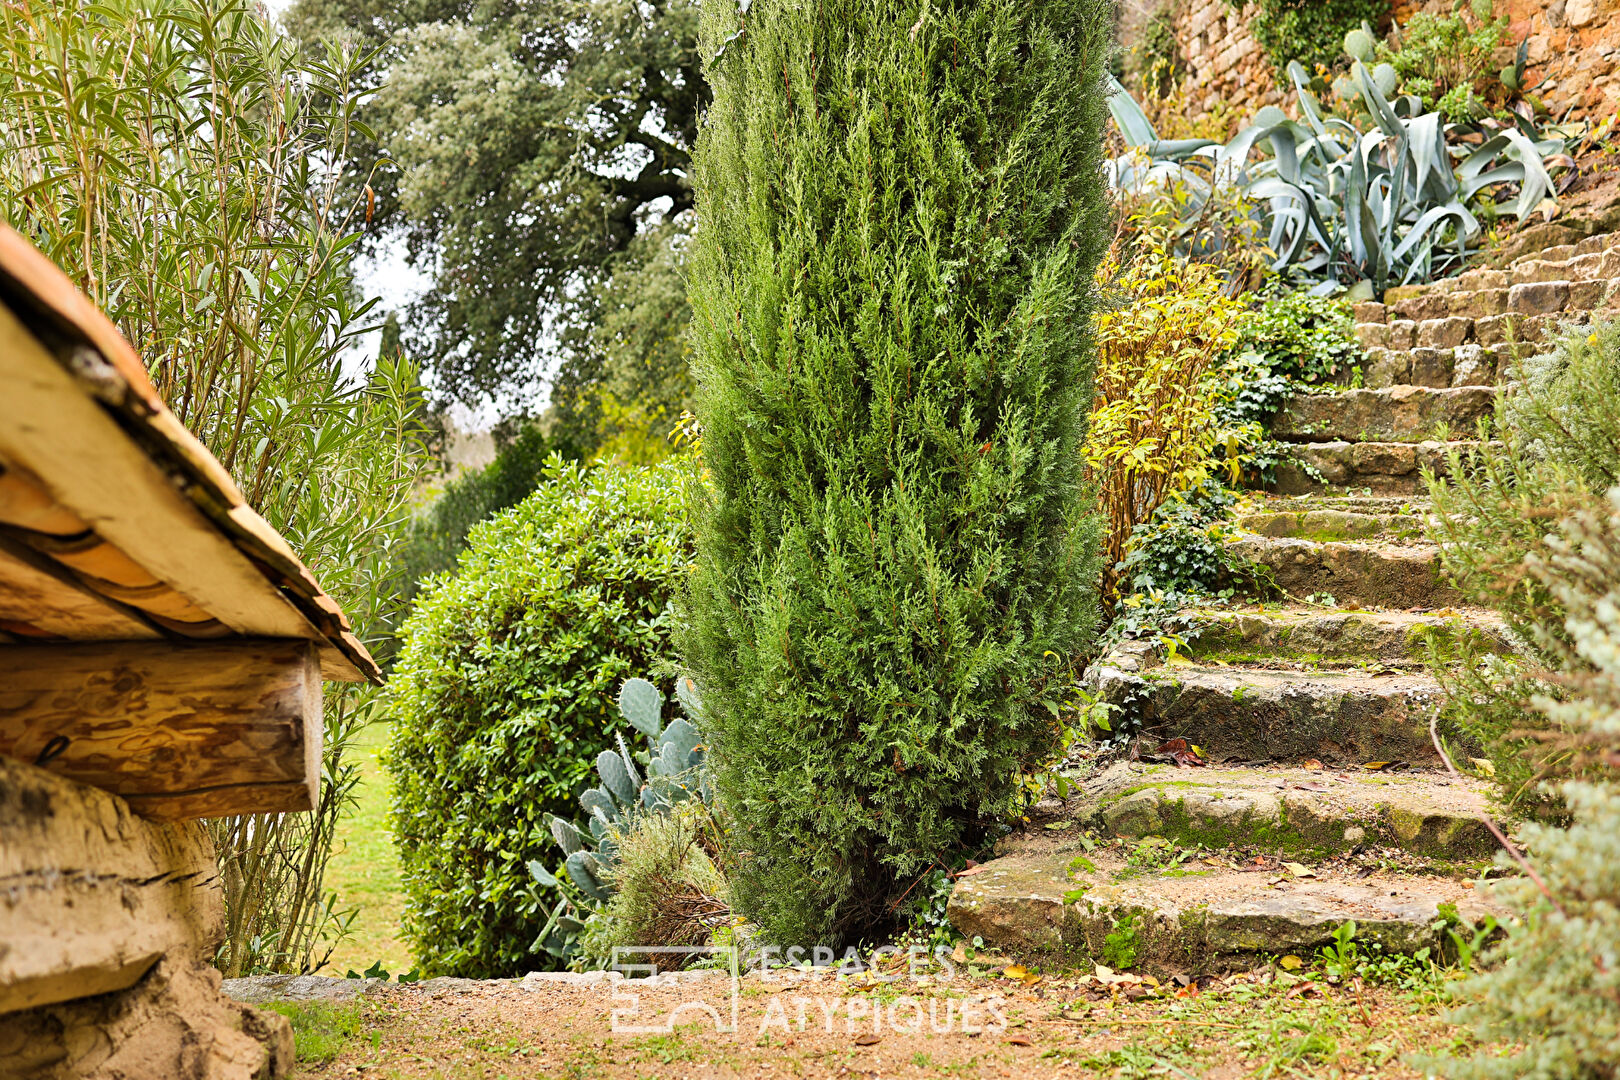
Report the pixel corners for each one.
[1127,0,1619,127]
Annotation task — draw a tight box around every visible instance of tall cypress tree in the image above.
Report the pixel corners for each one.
[683,0,1114,945]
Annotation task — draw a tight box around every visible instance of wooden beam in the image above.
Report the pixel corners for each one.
[0,639,321,821]
[0,756,224,1014]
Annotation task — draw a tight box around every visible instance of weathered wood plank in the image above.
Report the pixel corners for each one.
[0,756,223,1013]
[0,542,161,641]
[0,301,326,644]
[0,639,321,820]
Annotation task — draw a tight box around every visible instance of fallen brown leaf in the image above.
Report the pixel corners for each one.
[853,1034,881,1046]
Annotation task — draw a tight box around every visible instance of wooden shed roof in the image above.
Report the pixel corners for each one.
[0,224,379,684]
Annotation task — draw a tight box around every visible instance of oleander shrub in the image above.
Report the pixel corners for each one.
[387,459,691,976]
[683,0,1113,946]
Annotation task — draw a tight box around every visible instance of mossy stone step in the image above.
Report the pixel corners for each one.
[1234,505,1427,542]
[1184,606,1504,663]
[1060,761,1495,859]
[945,837,1504,968]
[1086,663,1450,764]
[1269,440,1479,498]
[1242,493,1424,516]
[1272,386,1496,444]
[1226,532,1461,609]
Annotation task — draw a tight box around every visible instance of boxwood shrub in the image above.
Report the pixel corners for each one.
[386,458,690,976]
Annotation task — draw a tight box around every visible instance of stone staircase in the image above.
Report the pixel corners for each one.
[944,233,1620,974]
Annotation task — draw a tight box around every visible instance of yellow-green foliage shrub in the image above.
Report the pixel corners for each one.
[1085,240,1248,600]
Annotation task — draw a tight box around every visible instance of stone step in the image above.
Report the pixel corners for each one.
[1234,503,1425,542]
[1227,531,1461,609]
[1240,493,1425,516]
[1360,343,1520,390]
[1272,386,1496,444]
[1182,606,1505,664]
[1061,761,1496,859]
[1269,439,1478,496]
[1507,230,1620,270]
[946,834,1505,968]
[1086,662,1450,765]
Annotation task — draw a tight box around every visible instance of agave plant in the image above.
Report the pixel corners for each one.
[1105,60,1567,295]
[525,676,712,962]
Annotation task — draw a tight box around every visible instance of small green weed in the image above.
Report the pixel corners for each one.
[1102,912,1141,970]
[263,1001,364,1064]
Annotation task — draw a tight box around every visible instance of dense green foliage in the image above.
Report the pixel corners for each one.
[1226,292,1360,385]
[1424,493,1620,1079]
[1425,321,1620,809]
[0,0,427,975]
[682,0,1113,946]
[1375,3,1510,123]
[396,425,580,606]
[1239,0,1387,80]
[387,461,690,976]
[285,0,702,440]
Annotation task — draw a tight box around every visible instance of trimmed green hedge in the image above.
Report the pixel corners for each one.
[386,459,690,976]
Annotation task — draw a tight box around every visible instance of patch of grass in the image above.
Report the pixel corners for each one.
[262,1000,363,1064]
[320,721,410,975]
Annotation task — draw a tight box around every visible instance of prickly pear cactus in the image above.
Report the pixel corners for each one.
[1343,26,1375,64]
[525,675,714,962]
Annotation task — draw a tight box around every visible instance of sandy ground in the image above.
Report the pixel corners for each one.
[291,960,1467,1079]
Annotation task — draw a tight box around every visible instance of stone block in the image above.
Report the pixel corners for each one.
[1565,251,1608,280]
[1541,243,1579,263]
[1410,348,1454,388]
[1510,280,1570,315]
[1450,288,1509,318]
[1569,278,1607,311]
[1357,322,1391,349]
[1512,259,1569,284]
[1383,284,1424,305]
[1388,319,1417,350]
[1395,293,1450,321]
[1417,317,1472,348]
[1474,314,1511,346]
[1363,350,1411,390]
[1451,344,1494,387]
[1354,301,1387,324]
[1575,233,1612,256]
[1455,268,1509,291]
[1351,441,1417,476]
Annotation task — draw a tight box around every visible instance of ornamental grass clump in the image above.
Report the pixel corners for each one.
[682,0,1113,946]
